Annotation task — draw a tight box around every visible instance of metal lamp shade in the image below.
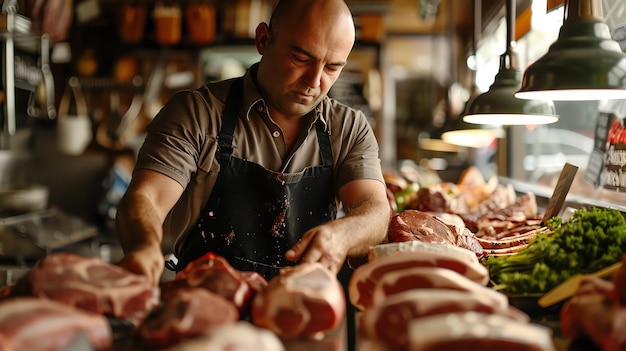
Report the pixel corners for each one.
[515,0,626,101]
[464,59,558,125]
[441,118,505,148]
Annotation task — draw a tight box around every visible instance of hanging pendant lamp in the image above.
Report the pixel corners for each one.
[463,0,559,125]
[440,0,505,148]
[441,117,505,148]
[515,0,626,101]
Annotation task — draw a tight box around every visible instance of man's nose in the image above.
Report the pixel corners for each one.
[303,65,323,89]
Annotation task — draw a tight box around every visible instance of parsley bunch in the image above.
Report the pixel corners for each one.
[485,207,626,294]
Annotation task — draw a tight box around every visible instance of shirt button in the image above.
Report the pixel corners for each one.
[273,131,280,138]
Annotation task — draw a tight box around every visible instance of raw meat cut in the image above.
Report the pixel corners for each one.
[475,192,541,240]
[251,262,345,339]
[166,321,285,351]
[368,241,477,263]
[161,252,266,312]
[11,252,159,325]
[0,297,112,351]
[369,266,505,307]
[349,249,489,311]
[137,288,239,349]
[387,210,483,255]
[560,277,626,351]
[408,311,555,351]
[360,289,511,349]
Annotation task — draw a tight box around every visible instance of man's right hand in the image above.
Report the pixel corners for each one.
[118,244,165,286]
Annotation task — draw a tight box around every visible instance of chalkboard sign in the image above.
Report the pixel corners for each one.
[585,112,617,187]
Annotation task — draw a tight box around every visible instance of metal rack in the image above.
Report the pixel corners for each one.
[1,0,54,141]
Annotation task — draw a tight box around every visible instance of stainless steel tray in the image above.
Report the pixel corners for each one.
[0,208,97,264]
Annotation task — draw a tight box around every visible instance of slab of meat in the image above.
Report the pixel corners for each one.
[349,249,489,311]
[475,192,541,240]
[136,288,239,349]
[560,277,626,351]
[360,289,511,349]
[161,252,266,313]
[369,266,505,307]
[368,241,478,263]
[408,311,555,351]
[0,297,113,351]
[388,210,483,256]
[10,253,159,326]
[165,321,285,351]
[251,262,345,339]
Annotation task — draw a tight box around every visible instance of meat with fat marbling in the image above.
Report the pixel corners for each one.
[165,321,285,351]
[369,266,505,307]
[349,249,489,311]
[388,210,483,256]
[360,289,513,350]
[161,252,266,313]
[408,311,555,351]
[9,252,159,326]
[560,276,626,351]
[136,288,239,349]
[251,262,345,339]
[0,297,113,351]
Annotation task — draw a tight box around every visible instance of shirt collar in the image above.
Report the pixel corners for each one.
[242,63,330,134]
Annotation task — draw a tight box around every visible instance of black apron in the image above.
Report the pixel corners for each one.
[175,79,338,280]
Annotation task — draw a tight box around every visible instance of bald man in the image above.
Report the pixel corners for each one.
[116,0,390,285]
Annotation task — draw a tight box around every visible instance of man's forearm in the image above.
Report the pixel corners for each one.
[338,196,391,257]
[116,191,164,254]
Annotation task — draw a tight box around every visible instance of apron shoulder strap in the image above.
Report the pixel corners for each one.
[217,78,244,161]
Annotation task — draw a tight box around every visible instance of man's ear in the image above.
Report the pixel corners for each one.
[255,22,271,54]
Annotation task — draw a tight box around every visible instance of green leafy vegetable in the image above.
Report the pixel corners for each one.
[485,207,626,294]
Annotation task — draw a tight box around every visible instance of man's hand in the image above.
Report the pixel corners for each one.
[285,179,390,274]
[285,225,348,274]
[118,244,165,286]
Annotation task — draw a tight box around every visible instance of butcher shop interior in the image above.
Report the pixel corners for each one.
[2,0,626,350]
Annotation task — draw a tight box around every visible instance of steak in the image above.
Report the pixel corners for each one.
[560,277,626,351]
[11,252,159,325]
[349,249,489,311]
[388,210,483,256]
[475,192,541,240]
[251,262,345,339]
[408,312,555,351]
[369,266,505,307]
[137,288,239,349]
[0,297,113,351]
[165,321,285,351]
[360,289,511,349]
[161,252,266,312]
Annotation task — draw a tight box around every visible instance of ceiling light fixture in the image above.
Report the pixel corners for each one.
[463,0,559,125]
[515,0,626,101]
[440,0,505,149]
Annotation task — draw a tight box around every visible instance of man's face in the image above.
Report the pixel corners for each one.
[256,19,354,119]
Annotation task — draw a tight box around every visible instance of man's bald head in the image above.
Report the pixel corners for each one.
[268,0,355,43]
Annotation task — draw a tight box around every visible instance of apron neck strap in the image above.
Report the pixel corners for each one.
[315,117,333,166]
[217,78,244,162]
